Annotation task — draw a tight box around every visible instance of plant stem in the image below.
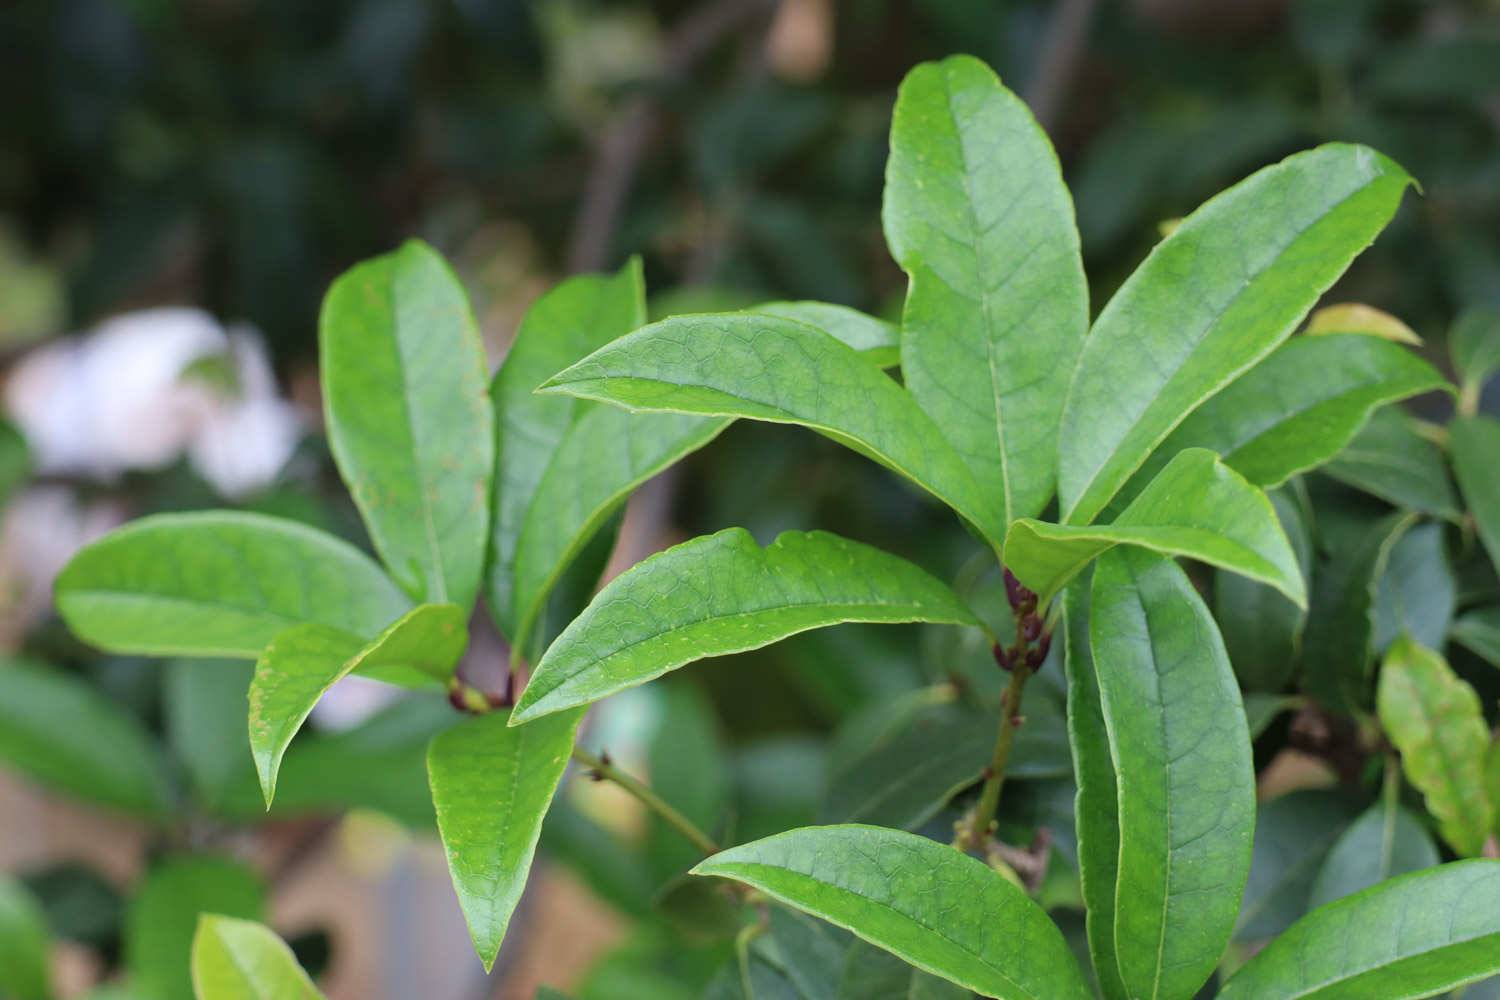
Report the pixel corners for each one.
[571,745,721,857]
[961,661,1033,850]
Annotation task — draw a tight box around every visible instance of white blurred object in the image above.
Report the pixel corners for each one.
[0,487,123,646]
[5,307,302,498]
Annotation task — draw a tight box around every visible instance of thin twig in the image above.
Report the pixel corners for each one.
[571,745,721,857]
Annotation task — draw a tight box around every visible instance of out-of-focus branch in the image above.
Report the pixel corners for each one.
[1023,0,1098,132]
[566,0,779,274]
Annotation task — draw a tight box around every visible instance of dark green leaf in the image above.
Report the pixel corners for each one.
[512,529,978,724]
[883,54,1088,525]
[428,708,582,970]
[1452,607,1500,669]
[693,825,1091,999]
[0,419,30,508]
[1452,416,1500,576]
[0,657,170,817]
[1220,861,1500,999]
[127,857,265,1000]
[191,915,323,999]
[1373,522,1455,653]
[1216,486,1311,691]
[0,876,51,1000]
[1308,797,1440,909]
[538,313,1005,546]
[1088,548,1256,998]
[1007,448,1304,607]
[839,938,971,999]
[249,603,466,805]
[1451,308,1500,415]
[56,512,410,660]
[752,301,900,368]
[1378,636,1493,857]
[1060,143,1412,525]
[320,239,493,608]
[164,660,255,814]
[1323,408,1460,519]
[1236,790,1364,942]
[645,683,729,881]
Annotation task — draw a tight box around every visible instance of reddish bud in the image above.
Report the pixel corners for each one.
[992,642,1013,671]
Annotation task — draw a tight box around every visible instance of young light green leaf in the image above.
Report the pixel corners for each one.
[249,603,466,806]
[1451,307,1500,415]
[512,528,979,724]
[883,54,1088,526]
[1007,448,1304,607]
[1453,607,1500,669]
[1061,573,1127,1000]
[1373,522,1455,653]
[1378,635,1493,857]
[127,857,266,1000]
[56,512,410,660]
[752,301,900,368]
[0,876,52,1000]
[1323,406,1460,519]
[537,313,1005,546]
[320,240,492,608]
[1304,302,1421,344]
[1219,860,1500,999]
[692,825,1092,1000]
[1089,547,1256,1000]
[1216,486,1311,691]
[191,915,323,1000]
[1307,797,1440,910]
[1236,790,1364,942]
[1451,415,1500,575]
[0,657,171,817]
[428,708,582,971]
[1121,334,1447,500]
[1302,511,1416,711]
[1060,143,1413,525]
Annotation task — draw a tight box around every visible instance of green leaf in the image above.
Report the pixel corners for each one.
[1061,572,1127,1000]
[752,301,900,368]
[191,915,323,1000]
[428,708,582,970]
[56,512,411,660]
[1087,547,1256,999]
[1122,334,1447,498]
[1307,797,1440,910]
[1216,486,1312,691]
[0,657,170,817]
[1007,448,1304,608]
[1059,143,1413,525]
[127,857,265,1000]
[1373,522,1455,653]
[1219,860,1500,999]
[1451,307,1500,413]
[537,313,1005,547]
[1452,415,1500,575]
[165,660,255,814]
[0,876,52,1000]
[512,528,979,724]
[1378,636,1493,857]
[1452,607,1500,669]
[0,418,30,508]
[249,603,466,806]
[1236,790,1364,942]
[1304,302,1422,344]
[645,683,730,881]
[1323,407,1460,519]
[838,938,970,999]
[883,54,1088,526]
[692,825,1091,999]
[320,239,492,608]
[1302,511,1416,711]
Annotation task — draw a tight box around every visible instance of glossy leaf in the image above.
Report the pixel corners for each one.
[512,528,979,724]
[0,657,170,816]
[752,301,900,368]
[428,708,582,970]
[1088,547,1255,999]
[692,825,1091,999]
[1378,636,1493,857]
[1122,334,1446,498]
[1323,407,1460,519]
[1452,607,1500,669]
[1307,798,1440,909]
[1451,307,1500,413]
[320,239,493,607]
[1452,415,1500,575]
[0,876,51,1000]
[248,603,466,806]
[1304,301,1421,344]
[127,857,266,1000]
[56,512,410,660]
[191,915,323,1000]
[1302,511,1416,711]
[537,312,1005,546]
[1216,486,1311,691]
[1006,448,1304,607]
[1060,143,1412,525]
[883,54,1088,525]
[1219,860,1500,999]
[1236,790,1364,942]
[1372,522,1455,653]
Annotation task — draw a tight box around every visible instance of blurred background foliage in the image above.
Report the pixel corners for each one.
[2,1,1500,998]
